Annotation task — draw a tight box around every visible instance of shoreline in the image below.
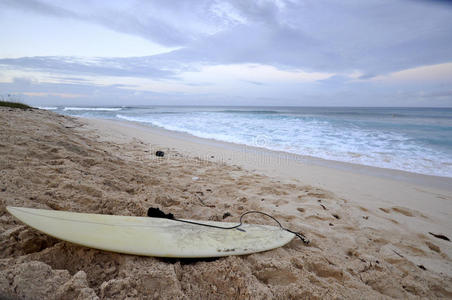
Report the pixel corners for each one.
[83,116,452,191]
[60,104,452,179]
[82,116,452,187]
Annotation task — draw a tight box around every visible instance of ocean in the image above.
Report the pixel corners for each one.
[41,106,452,178]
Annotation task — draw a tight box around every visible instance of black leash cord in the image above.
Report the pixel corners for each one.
[173,210,309,244]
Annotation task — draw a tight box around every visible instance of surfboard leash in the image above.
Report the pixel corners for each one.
[147,208,309,244]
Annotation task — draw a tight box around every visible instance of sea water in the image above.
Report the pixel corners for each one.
[49,106,452,178]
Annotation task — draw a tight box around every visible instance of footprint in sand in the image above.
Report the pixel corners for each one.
[255,268,298,285]
[379,206,428,219]
[391,207,415,217]
[425,241,441,253]
[305,214,331,222]
[358,206,369,212]
[391,206,429,219]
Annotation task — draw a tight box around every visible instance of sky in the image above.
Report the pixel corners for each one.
[0,0,452,107]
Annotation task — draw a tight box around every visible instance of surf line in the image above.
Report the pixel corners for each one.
[148,208,310,245]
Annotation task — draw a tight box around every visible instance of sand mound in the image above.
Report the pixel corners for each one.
[1,108,451,299]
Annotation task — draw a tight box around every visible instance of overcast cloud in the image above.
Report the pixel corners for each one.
[0,0,451,106]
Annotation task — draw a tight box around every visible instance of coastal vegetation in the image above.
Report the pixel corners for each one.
[0,95,32,109]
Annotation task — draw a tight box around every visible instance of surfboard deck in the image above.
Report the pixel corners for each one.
[6,206,295,258]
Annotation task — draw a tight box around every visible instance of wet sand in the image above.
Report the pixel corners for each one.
[1,108,451,299]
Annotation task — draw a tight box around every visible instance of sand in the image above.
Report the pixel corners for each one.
[1,107,451,299]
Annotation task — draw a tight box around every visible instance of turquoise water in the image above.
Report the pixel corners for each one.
[44,106,452,177]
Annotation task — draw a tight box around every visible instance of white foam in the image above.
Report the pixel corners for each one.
[37,106,58,110]
[64,107,122,111]
[116,111,452,177]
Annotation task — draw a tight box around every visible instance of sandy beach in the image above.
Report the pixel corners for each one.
[1,107,452,299]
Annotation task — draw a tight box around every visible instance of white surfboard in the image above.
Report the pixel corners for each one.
[6,206,294,258]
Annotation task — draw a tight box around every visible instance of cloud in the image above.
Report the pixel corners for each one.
[0,56,175,78]
[420,90,452,99]
[372,63,452,83]
[0,76,171,105]
[51,76,89,82]
[242,80,266,86]
[180,64,333,84]
[2,0,452,77]
[22,92,82,98]
[183,0,452,75]
[0,0,226,47]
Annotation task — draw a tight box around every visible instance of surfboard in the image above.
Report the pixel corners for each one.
[6,206,295,258]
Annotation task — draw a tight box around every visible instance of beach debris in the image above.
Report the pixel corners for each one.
[428,232,450,242]
[192,176,199,181]
[363,216,369,220]
[320,204,327,210]
[418,265,427,270]
[155,151,165,157]
[222,212,231,219]
[332,214,340,219]
[392,249,404,258]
